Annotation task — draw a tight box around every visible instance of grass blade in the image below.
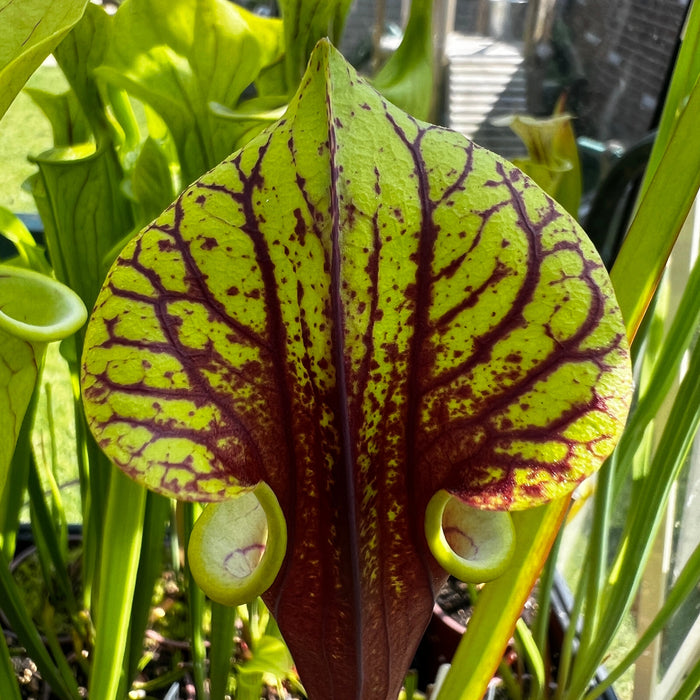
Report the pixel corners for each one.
[27,457,76,614]
[0,547,80,700]
[611,74,700,338]
[0,628,21,700]
[613,255,700,485]
[567,337,700,697]
[585,541,700,699]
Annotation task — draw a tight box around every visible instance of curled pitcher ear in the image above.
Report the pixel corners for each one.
[425,490,515,583]
[187,482,287,606]
[0,265,87,495]
[0,265,87,342]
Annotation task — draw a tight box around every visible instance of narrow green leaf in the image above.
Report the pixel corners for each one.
[75,395,113,608]
[126,491,171,683]
[0,547,80,700]
[568,338,700,697]
[669,657,700,700]
[183,502,207,700]
[639,0,700,200]
[0,630,21,700]
[614,255,700,473]
[586,541,700,699]
[611,72,700,338]
[0,0,88,120]
[27,455,76,614]
[531,518,565,659]
[513,609,544,699]
[34,384,70,545]
[89,467,147,700]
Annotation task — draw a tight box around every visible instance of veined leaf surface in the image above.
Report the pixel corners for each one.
[81,41,632,700]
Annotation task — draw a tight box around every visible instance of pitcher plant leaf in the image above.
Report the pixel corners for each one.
[81,40,632,700]
[0,265,87,494]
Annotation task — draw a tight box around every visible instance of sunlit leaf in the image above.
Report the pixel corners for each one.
[81,41,632,699]
[0,0,88,120]
[52,2,113,140]
[94,0,284,184]
[278,0,353,87]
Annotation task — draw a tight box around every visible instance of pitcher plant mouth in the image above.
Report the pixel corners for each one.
[425,490,515,582]
[0,265,87,342]
[188,482,287,607]
[0,264,87,496]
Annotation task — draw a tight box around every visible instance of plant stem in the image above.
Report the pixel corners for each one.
[435,499,569,700]
[210,602,237,700]
[577,449,616,663]
[183,502,207,699]
[89,467,147,700]
[551,563,586,700]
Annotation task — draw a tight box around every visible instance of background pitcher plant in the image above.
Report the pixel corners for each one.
[80,41,633,700]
